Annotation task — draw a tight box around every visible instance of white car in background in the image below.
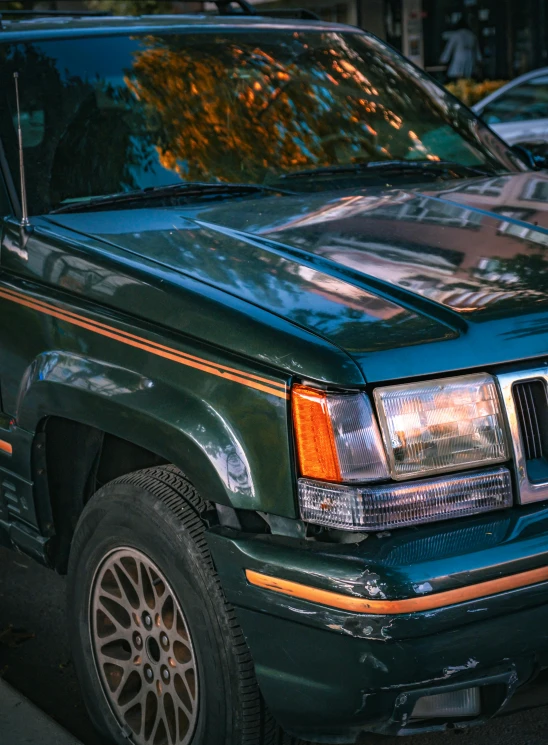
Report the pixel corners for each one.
[473,68,548,156]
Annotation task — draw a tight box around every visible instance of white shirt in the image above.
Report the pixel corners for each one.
[441,29,482,79]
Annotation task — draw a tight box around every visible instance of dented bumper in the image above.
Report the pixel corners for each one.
[234,602,546,741]
[207,505,548,742]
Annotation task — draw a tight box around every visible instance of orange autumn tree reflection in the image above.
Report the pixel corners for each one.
[124,33,446,184]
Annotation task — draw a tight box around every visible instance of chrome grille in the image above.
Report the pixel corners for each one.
[497,367,548,504]
[513,380,547,462]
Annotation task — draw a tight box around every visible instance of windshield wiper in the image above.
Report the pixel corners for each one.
[276,159,496,182]
[50,182,295,214]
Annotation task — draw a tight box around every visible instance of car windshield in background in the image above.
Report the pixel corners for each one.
[0,29,517,214]
[481,75,548,124]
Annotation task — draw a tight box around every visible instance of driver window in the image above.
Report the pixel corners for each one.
[481,76,548,124]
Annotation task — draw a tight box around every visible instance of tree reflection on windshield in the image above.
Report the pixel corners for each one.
[0,30,517,215]
[126,31,512,186]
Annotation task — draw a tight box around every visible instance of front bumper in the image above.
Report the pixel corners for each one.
[207,505,548,742]
[236,603,544,741]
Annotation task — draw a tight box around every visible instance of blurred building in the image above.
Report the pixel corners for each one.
[422,0,548,81]
[248,0,548,80]
[249,0,426,64]
[9,0,548,80]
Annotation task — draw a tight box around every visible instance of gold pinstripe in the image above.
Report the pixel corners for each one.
[0,286,288,400]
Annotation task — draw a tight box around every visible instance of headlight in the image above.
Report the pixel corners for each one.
[292,374,512,532]
[374,373,508,480]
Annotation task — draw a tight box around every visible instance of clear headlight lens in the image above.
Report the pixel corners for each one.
[298,467,512,531]
[374,373,508,480]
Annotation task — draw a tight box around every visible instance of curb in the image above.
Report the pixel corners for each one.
[0,678,83,745]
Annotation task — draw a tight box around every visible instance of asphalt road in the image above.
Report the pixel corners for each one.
[2,546,548,745]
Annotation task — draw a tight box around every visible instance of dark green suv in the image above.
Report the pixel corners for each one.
[1,5,548,744]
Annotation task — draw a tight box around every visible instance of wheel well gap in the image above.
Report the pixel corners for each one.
[40,416,168,572]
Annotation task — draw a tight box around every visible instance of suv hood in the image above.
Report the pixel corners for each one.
[48,172,548,383]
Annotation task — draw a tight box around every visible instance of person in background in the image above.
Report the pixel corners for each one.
[440,17,482,80]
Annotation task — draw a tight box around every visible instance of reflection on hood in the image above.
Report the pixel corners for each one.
[46,170,548,381]
[202,171,548,315]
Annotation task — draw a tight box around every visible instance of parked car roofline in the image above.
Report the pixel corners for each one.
[473,66,548,113]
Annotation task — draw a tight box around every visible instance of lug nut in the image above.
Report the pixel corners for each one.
[145,665,153,682]
[143,612,152,630]
[161,666,170,683]
[160,633,169,649]
[133,632,143,649]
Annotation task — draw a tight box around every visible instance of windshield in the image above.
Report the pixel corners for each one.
[0,29,518,214]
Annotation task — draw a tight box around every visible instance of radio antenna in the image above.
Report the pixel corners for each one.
[13,72,30,229]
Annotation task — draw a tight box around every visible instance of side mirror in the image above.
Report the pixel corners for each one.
[511,144,548,170]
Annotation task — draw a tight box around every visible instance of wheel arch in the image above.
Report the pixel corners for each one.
[16,352,258,568]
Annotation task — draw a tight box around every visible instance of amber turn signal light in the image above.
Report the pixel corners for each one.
[292,385,341,481]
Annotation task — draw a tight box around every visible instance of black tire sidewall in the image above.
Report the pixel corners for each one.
[68,482,240,745]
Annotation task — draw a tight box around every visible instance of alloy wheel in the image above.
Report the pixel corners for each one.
[90,547,199,745]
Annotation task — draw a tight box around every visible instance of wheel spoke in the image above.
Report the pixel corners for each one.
[163,692,177,745]
[119,681,147,714]
[99,567,123,599]
[98,637,132,663]
[149,566,167,600]
[96,598,131,637]
[176,704,191,743]
[151,715,168,745]
[139,560,157,611]
[112,562,142,611]
[143,689,159,742]
[174,608,190,642]
[98,657,133,696]
[105,590,139,620]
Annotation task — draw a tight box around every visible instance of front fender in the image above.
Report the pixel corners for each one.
[16,351,275,511]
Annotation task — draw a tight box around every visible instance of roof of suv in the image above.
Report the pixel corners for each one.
[0,12,357,41]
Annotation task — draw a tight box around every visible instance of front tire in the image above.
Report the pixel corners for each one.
[67,466,290,745]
